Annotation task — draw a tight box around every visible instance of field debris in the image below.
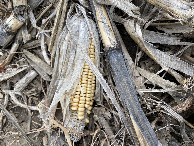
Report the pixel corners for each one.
[0,0,193,145]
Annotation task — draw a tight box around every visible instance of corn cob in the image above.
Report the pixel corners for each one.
[71,39,96,122]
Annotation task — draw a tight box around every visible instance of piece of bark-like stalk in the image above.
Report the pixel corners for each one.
[0,93,8,130]
[14,70,38,91]
[0,103,36,146]
[93,107,119,146]
[23,49,52,81]
[0,29,22,67]
[0,66,28,82]
[90,1,160,145]
[91,1,117,49]
[12,0,27,7]
[123,20,194,77]
[147,0,194,27]
[51,0,69,63]
[0,0,44,47]
[2,90,39,111]
[48,0,69,53]
[0,13,24,47]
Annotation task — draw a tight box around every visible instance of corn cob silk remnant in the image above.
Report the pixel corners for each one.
[71,39,96,123]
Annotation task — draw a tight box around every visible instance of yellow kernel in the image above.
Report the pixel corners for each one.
[88,106,92,110]
[78,107,85,112]
[89,55,94,58]
[89,52,95,55]
[90,54,95,58]
[73,98,79,102]
[84,65,89,69]
[80,97,85,100]
[78,111,84,116]
[75,91,80,95]
[90,44,94,48]
[86,94,91,98]
[76,85,81,89]
[76,87,81,92]
[87,90,92,94]
[86,101,91,105]
[91,46,95,49]
[86,98,91,101]
[82,77,88,81]
[85,118,89,123]
[79,100,85,104]
[87,85,92,89]
[71,106,78,110]
[88,78,93,82]
[81,89,87,93]
[79,104,85,108]
[88,72,93,76]
[83,66,88,70]
[81,80,88,84]
[87,87,92,90]
[82,75,88,78]
[80,94,86,97]
[78,115,84,120]
[85,104,90,108]
[83,70,88,73]
[80,95,86,98]
[74,95,79,99]
[87,110,91,114]
[81,86,86,90]
[72,102,78,106]
[81,84,87,88]
[83,63,89,69]
[82,73,88,76]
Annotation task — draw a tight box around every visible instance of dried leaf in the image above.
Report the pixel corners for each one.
[143,30,193,45]
[124,19,194,76]
[23,49,52,81]
[0,66,28,82]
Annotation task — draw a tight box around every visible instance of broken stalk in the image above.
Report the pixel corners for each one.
[90,0,160,145]
[147,0,194,27]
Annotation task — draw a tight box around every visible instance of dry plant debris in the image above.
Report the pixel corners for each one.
[0,0,193,146]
